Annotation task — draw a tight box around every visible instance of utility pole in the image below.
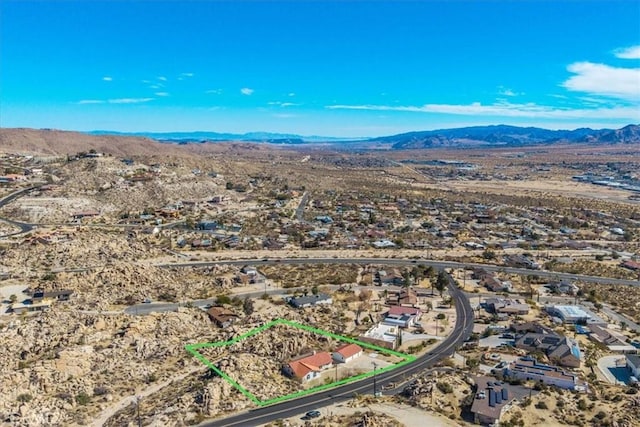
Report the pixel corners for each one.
[136,396,142,427]
[335,364,338,382]
[372,362,378,397]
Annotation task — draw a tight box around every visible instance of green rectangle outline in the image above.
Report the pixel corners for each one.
[185,318,416,406]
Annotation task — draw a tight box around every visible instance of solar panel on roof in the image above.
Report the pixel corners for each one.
[489,390,496,407]
[502,388,508,400]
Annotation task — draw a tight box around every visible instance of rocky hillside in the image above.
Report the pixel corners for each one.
[580,124,640,144]
[0,128,188,157]
[376,124,639,149]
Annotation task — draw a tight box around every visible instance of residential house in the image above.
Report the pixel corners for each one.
[287,293,333,308]
[545,305,607,326]
[283,351,333,382]
[236,266,266,286]
[621,260,640,271]
[485,298,529,315]
[504,357,588,391]
[28,289,73,303]
[510,322,553,335]
[383,306,421,328]
[471,376,517,425]
[376,269,404,286]
[482,275,509,293]
[72,210,100,220]
[206,306,238,328]
[332,343,363,364]
[372,239,396,249]
[360,323,399,350]
[547,280,579,295]
[473,269,509,292]
[10,300,52,315]
[588,325,638,353]
[515,332,581,368]
[387,288,418,306]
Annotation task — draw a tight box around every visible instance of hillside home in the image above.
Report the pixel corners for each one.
[332,343,363,364]
[588,325,637,353]
[485,298,529,315]
[360,323,399,350]
[515,333,581,368]
[471,377,517,426]
[283,351,333,382]
[287,293,332,308]
[504,357,588,391]
[206,306,238,328]
[383,306,421,328]
[387,288,418,306]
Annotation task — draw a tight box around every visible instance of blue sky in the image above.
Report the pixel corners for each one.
[1,1,639,137]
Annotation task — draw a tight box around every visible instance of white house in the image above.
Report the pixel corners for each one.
[332,343,363,364]
[504,357,588,392]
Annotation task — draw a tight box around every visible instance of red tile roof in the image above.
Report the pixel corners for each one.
[287,351,332,378]
[335,343,363,359]
[388,305,420,316]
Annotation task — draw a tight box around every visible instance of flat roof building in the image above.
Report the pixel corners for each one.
[504,357,588,392]
[545,305,607,326]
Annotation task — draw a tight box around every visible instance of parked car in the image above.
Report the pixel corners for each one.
[305,410,321,418]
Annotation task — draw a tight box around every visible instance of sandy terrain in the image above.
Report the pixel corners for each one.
[263,400,461,427]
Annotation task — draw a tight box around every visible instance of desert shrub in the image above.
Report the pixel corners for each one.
[75,392,91,405]
[577,398,588,410]
[216,295,231,305]
[535,401,548,409]
[17,393,32,403]
[437,381,453,394]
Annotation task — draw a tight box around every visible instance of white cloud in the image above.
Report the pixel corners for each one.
[268,101,299,107]
[614,45,640,59]
[108,98,155,104]
[158,76,167,81]
[562,62,640,100]
[102,76,113,82]
[240,87,254,96]
[77,97,154,105]
[288,92,296,97]
[497,86,523,97]
[205,89,222,95]
[326,101,640,121]
[180,72,194,77]
[154,92,169,97]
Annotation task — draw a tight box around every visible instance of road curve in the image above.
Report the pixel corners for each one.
[0,185,42,236]
[199,277,474,427]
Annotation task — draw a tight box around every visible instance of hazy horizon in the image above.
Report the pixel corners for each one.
[1,1,639,138]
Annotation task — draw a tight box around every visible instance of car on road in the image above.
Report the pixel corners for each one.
[143,298,152,304]
[303,410,321,419]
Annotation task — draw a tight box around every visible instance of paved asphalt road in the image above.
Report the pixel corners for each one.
[199,278,474,427]
[0,185,42,236]
[158,257,640,287]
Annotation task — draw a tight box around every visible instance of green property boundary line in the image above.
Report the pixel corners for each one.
[185,318,417,406]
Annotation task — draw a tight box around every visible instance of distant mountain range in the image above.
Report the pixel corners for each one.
[88,130,354,144]
[372,124,640,149]
[89,124,640,148]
